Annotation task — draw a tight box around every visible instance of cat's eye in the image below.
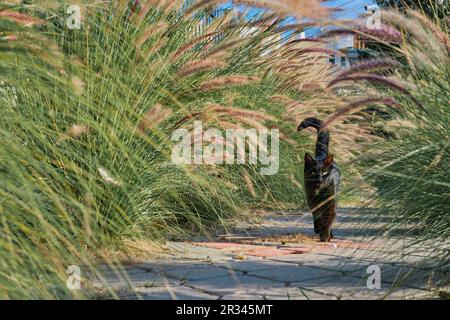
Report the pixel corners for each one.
[323,171,328,175]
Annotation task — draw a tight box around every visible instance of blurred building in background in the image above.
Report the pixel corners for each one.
[328,32,372,69]
[326,4,379,69]
[190,2,379,68]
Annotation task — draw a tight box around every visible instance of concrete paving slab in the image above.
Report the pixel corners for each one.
[247,264,343,283]
[135,286,219,300]
[185,274,286,296]
[88,208,447,300]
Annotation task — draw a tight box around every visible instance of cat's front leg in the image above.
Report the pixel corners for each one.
[319,229,331,242]
[313,213,323,234]
[319,206,336,242]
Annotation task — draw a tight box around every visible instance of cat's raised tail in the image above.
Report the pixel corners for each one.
[297,117,330,160]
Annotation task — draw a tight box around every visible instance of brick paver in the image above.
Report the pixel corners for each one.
[89,208,448,299]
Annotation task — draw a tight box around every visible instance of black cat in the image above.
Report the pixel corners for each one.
[298,117,340,242]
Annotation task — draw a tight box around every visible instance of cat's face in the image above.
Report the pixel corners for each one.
[304,153,334,188]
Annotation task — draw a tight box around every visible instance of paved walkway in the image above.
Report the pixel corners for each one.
[90,208,449,300]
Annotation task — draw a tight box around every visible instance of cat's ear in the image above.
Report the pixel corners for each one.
[304,153,314,165]
[324,154,334,167]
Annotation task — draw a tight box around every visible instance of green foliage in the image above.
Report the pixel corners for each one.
[375,0,449,18]
[2,1,447,299]
[0,2,316,298]
[362,8,450,251]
